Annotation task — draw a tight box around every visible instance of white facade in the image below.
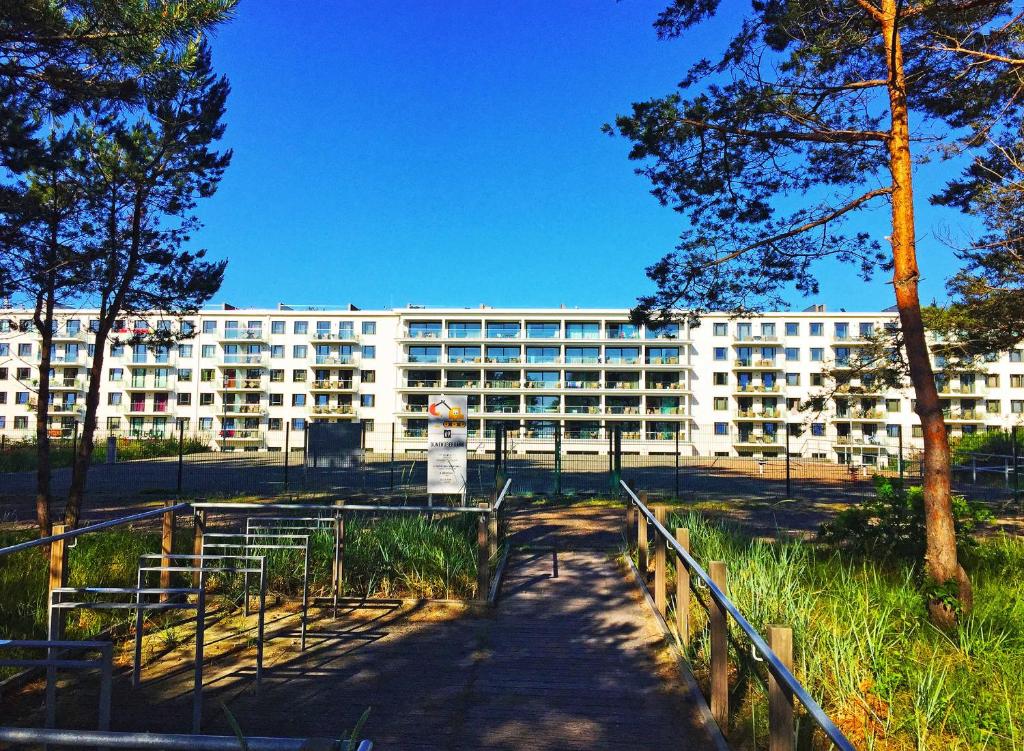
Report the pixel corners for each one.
[0,304,1019,462]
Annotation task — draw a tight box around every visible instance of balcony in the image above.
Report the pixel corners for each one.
[734,434,783,446]
[484,356,521,364]
[733,359,780,370]
[836,436,884,447]
[645,406,682,415]
[125,379,175,392]
[404,428,427,438]
[311,330,356,342]
[122,403,172,416]
[847,409,885,420]
[607,406,641,415]
[405,330,443,340]
[566,406,600,414]
[645,357,680,366]
[50,353,84,365]
[484,405,519,414]
[222,404,266,417]
[525,406,560,414]
[733,384,781,394]
[447,356,484,365]
[606,381,641,390]
[220,377,265,391]
[219,429,262,442]
[524,380,561,389]
[945,410,983,422]
[646,381,685,390]
[564,356,600,365]
[646,431,676,440]
[47,403,83,415]
[484,380,522,389]
[565,380,600,389]
[445,379,480,388]
[49,330,89,343]
[733,334,781,345]
[405,404,429,413]
[310,405,354,415]
[406,379,441,388]
[314,354,354,366]
[219,353,267,366]
[310,379,354,391]
[220,328,267,343]
[49,378,86,391]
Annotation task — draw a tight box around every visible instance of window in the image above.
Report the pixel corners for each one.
[202,320,217,334]
[645,322,679,339]
[606,322,639,339]
[565,322,599,340]
[269,393,283,406]
[291,418,305,430]
[104,417,119,431]
[526,322,559,339]
[271,320,285,334]
[362,345,376,359]
[199,417,213,431]
[1012,400,1024,414]
[1012,374,1024,388]
[1012,350,1023,363]
[270,345,285,359]
[14,416,27,429]
[486,322,521,339]
[108,392,122,405]
[761,322,776,338]
[713,347,727,361]
[811,373,823,386]
[784,347,799,361]
[714,422,728,435]
[811,422,825,436]
[986,400,1000,414]
[0,368,6,380]
[361,394,375,407]
[786,373,799,386]
[810,348,824,362]
[361,321,376,335]
[713,372,728,386]
[292,369,306,382]
[177,393,192,406]
[108,368,123,382]
[293,345,307,358]
[785,322,799,337]
[292,394,306,407]
[410,346,442,363]
[713,322,728,336]
[16,367,29,380]
[201,345,215,358]
[179,344,193,358]
[859,322,874,338]
[986,374,1000,388]
[270,369,284,382]
[886,399,901,413]
[268,418,283,430]
[447,322,481,338]
[361,370,376,383]
[293,321,308,335]
[0,345,6,357]
[111,344,124,357]
[834,322,850,340]
[18,343,31,357]
[200,369,215,382]
[714,397,728,410]
[809,322,823,336]
[200,393,214,406]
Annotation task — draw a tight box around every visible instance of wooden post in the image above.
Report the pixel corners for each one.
[488,506,498,563]
[191,510,206,588]
[768,625,794,751]
[47,524,68,641]
[159,501,176,603]
[636,504,648,576]
[625,503,636,546]
[333,502,345,602]
[653,505,667,617]
[710,560,729,729]
[675,527,690,648]
[477,503,489,602]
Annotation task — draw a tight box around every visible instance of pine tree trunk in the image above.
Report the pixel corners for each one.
[33,288,55,538]
[64,323,108,529]
[881,1,970,626]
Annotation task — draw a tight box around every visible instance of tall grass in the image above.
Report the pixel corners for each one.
[0,436,210,473]
[662,512,1024,750]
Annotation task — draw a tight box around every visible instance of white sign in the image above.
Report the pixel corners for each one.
[427,394,468,494]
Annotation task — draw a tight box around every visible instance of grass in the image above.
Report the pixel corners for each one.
[0,436,211,473]
[0,509,484,678]
[653,511,1024,751]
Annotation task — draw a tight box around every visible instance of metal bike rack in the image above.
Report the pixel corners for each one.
[202,532,311,650]
[0,639,113,731]
[243,515,339,614]
[137,553,267,685]
[48,587,206,733]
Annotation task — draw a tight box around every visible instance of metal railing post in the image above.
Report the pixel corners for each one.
[613,427,623,493]
[898,423,904,481]
[675,527,690,648]
[47,524,68,639]
[710,560,729,729]
[177,420,185,495]
[191,510,206,588]
[674,422,680,499]
[390,422,396,491]
[769,625,795,751]
[1013,425,1019,505]
[785,427,791,498]
[554,425,562,496]
[283,422,290,492]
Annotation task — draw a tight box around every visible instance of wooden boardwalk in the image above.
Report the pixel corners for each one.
[12,505,717,749]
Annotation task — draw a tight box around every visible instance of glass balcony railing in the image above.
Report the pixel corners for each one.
[222,328,266,341]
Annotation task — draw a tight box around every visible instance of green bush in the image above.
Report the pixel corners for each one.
[819,476,991,560]
[950,429,1023,464]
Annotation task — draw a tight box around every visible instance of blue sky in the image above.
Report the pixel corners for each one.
[197,0,975,312]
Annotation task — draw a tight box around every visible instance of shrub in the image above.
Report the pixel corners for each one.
[819,476,991,560]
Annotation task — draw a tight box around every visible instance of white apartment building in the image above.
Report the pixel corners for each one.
[0,304,1019,464]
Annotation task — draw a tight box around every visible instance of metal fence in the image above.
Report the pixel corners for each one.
[1,424,1021,513]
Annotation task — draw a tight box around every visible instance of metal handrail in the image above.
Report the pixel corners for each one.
[492,478,513,512]
[0,728,372,750]
[0,503,191,558]
[620,481,855,751]
[192,501,487,514]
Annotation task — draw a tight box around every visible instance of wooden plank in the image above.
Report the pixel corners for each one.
[676,527,690,648]
[653,505,667,616]
[769,625,794,751]
[191,510,205,588]
[710,560,728,730]
[636,504,648,576]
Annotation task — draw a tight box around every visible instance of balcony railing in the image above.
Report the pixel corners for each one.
[524,380,561,389]
[406,405,429,413]
[647,381,684,390]
[566,406,600,414]
[315,355,353,365]
[407,380,441,388]
[447,356,483,364]
[484,405,519,414]
[646,406,682,414]
[311,379,353,390]
[735,434,782,444]
[445,380,480,388]
[484,356,521,364]
[606,381,640,389]
[222,404,266,415]
[221,378,264,390]
[607,406,641,414]
[526,406,560,414]
[311,330,355,341]
[221,328,267,341]
[645,357,680,365]
[311,405,354,415]
[219,429,262,440]
[485,380,521,389]
[565,381,600,389]
[221,354,267,366]
[734,384,781,393]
